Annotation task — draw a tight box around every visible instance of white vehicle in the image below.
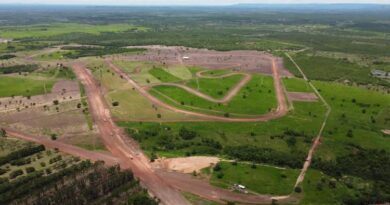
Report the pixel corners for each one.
[182,56,190,60]
[238,184,246,189]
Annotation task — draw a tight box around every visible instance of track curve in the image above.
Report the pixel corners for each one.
[105,58,288,122]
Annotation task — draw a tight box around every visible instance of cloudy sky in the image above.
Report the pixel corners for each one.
[0,0,389,5]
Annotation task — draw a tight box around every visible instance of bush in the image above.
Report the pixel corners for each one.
[213,163,222,172]
[25,167,36,173]
[179,127,197,140]
[9,169,24,179]
[294,186,302,193]
[112,101,119,106]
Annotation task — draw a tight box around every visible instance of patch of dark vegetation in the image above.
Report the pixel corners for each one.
[0,145,45,166]
[0,64,39,74]
[0,54,16,60]
[312,146,390,204]
[61,46,145,59]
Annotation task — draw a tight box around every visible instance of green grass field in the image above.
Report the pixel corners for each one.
[283,77,313,92]
[186,74,244,98]
[284,52,389,86]
[199,69,232,77]
[208,162,299,195]
[118,101,325,157]
[0,23,147,39]
[300,169,365,205]
[0,76,54,97]
[151,74,277,116]
[149,67,182,82]
[87,59,199,121]
[312,81,390,160]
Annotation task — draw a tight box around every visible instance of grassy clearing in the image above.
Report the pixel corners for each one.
[0,76,54,97]
[151,74,277,116]
[312,81,390,159]
[163,65,193,80]
[200,69,232,77]
[208,162,299,195]
[186,74,244,98]
[0,23,147,39]
[300,169,365,205]
[283,77,313,92]
[34,50,77,61]
[284,52,389,86]
[87,59,198,121]
[149,67,182,82]
[118,101,326,158]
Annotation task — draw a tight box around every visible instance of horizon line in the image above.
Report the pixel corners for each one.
[0,3,390,6]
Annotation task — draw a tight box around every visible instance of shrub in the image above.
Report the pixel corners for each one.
[9,169,24,179]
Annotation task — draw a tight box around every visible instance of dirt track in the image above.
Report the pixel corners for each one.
[106,57,288,122]
[148,72,251,104]
[6,127,282,204]
[72,63,191,205]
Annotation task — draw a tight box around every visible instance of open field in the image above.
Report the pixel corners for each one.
[0,23,147,39]
[86,58,201,122]
[208,162,300,195]
[312,81,390,159]
[151,74,276,116]
[0,75,54,97]
[185,74,245,98]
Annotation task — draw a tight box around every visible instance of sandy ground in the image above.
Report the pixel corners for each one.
[125,45,293,77]
[287,92,318,102]
[153,156,220,173]
[382,130,390,135]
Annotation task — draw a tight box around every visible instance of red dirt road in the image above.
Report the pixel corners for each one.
[72,63,191,205]
[6,127,280,204]
[106,58,288,122]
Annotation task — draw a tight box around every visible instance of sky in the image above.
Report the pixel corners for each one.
[0,0,389,5]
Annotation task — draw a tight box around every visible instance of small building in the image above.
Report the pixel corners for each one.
[182,56,190,60]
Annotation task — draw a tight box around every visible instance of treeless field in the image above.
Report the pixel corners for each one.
[125,45,293,76]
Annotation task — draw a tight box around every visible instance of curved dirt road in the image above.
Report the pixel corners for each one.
[148,72,251,104]
[105,58,288,122]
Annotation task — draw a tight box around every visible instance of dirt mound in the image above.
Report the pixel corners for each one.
[153,156,220,173]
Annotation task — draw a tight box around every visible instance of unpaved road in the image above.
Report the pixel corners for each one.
[6,127,281,204]
[72,63,191,205]
[73,62,281,204]
[106,58,288,122]
[148,72,251,104]
[285,53,331,188]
